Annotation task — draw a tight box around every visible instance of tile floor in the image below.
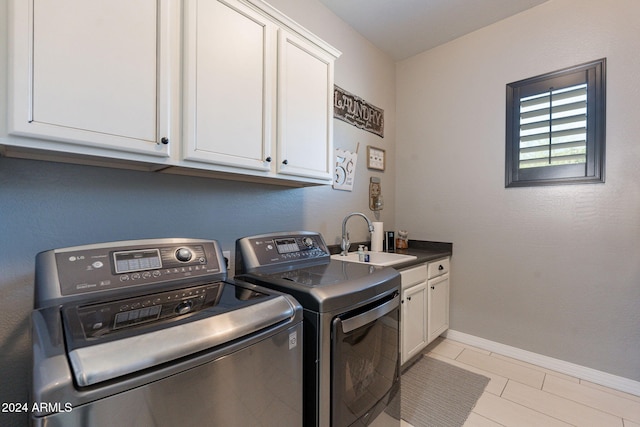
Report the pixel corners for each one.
[400,337,640,427]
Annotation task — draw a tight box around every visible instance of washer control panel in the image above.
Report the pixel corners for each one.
[46,240,222,297]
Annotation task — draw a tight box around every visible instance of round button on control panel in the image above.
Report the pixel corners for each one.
[175,300,193,315]
[175,247,193,262]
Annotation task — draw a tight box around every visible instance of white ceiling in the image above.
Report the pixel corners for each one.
[317,0,550,61]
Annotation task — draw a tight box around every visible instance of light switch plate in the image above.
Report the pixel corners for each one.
[367,146,385,171]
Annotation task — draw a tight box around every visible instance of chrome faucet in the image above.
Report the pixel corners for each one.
[341,212,375,256]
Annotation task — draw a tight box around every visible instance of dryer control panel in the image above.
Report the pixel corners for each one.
[236,231,330,272]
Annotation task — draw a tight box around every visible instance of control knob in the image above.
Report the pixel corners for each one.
[175,300,193,315]
[302,237,314,248]
[176,247,193,262]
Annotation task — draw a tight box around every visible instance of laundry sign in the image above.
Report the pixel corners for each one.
[334,85,384,138]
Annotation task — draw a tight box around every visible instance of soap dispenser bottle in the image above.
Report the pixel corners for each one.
[358,245,365,262]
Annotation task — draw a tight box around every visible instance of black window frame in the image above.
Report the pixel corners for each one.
[505,59,606,187]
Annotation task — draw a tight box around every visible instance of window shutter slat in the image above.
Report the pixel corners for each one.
[517,82,588,170]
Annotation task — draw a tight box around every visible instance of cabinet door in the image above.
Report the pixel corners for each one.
[183,0,275,171]
[9,0,171,157]
[402,282,428,364]
[428,273,450,343]
[277,30,334,181]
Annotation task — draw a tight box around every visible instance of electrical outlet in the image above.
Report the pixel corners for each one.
[222,251,231,271]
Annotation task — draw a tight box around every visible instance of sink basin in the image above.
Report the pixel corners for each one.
[331,252,417,267]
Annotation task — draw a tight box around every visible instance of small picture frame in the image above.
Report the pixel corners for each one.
[367,146,385,171]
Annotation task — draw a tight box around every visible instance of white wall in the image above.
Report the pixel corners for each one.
[396,0,640,381]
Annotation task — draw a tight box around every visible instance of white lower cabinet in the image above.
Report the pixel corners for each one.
[400,257,450,365]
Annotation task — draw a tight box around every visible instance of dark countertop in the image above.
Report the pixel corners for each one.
[327,240,452,270]
[389,240,452,270]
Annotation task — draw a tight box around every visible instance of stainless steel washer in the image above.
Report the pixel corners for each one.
[31,238,303,427]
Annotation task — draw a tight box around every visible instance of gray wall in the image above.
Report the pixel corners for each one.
[0,0,396,425]
[2,0,639,425]
[396,0,640,382]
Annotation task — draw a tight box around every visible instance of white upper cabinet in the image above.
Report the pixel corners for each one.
[8,0,177,159]
[183,0,276,171]
[6,0,340,185]
[277,30,335,181]
[182,0,340,184]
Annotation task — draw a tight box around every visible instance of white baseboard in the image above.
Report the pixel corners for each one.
[444,329,640,397]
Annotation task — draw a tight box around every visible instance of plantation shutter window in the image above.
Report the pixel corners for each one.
[505,59,606,187]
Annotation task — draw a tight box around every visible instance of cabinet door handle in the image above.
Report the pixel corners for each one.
[438,265,444,271]
[430,286,435,290]
[282,159,289,165]
[407,296,411,301]
[160,137,169,145]
[265,156,272,162]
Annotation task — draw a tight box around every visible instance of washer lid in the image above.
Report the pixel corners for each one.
[66,288,297,387]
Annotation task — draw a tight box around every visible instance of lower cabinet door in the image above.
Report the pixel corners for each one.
[428,273,449,343]
[402,282,428,364]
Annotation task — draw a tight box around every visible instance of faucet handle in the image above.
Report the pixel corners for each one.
[341,233,351,254]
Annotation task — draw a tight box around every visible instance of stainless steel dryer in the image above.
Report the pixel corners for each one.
[236,231,401,427]
[31,238,303,427]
